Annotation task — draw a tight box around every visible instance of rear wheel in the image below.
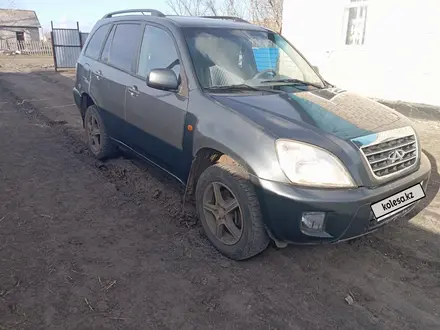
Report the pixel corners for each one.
[84,105,116,160]
[196,163,270,260]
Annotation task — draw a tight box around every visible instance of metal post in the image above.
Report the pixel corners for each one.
[50,21,58,72]
[76,21,83,49]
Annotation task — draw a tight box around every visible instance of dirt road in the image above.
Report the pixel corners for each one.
[1,56,440,330]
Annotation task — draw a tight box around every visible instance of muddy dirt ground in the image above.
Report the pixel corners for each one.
[0,56,439,330]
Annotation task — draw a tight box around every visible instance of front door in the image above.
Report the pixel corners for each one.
[125,24,188,177]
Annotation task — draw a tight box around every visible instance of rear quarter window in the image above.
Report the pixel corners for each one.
[84,24,111,60]
[100,26,115,63]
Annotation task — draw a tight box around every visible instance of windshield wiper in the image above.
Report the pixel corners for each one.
[205,84,281,93]
[260,79,323,89]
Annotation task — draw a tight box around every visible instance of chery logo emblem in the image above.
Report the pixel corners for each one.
[388,149,405,163]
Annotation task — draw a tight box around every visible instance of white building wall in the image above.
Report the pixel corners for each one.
[282,0,440,105]
[0,27,40,41]
[28,28,40,41]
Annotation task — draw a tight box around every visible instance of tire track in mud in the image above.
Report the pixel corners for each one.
[0,73,198,237]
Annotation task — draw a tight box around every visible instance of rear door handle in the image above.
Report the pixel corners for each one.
[94,70,103,80]
[128,85,139,97]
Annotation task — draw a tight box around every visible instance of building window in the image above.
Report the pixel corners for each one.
[16,32,24,42]
[345,0,368,45]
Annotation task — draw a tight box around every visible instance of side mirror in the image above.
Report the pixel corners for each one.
[312,65,320,74]
[147,68,179,91]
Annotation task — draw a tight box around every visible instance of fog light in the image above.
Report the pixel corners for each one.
[301,212,326,231]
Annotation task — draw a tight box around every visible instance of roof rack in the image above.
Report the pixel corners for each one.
[103,9,165,19]
[201,16,250,23]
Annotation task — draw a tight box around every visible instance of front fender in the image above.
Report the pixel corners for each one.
[190,91,288,183]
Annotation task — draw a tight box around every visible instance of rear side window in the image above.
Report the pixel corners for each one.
[108,24,142,72]
[137,25,180,78]
[85,24,110,59]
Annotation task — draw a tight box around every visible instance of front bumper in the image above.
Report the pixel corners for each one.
[254,152,432,244]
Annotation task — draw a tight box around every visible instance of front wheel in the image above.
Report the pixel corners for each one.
[196,163,270,260]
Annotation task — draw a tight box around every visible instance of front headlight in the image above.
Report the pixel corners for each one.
[275,140,356,188]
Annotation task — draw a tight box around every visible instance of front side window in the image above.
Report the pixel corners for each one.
[137,25,180,79]
[85,24,110,59]
[108,24,142,72]
[183,28,324,89]
[345,0,368,45]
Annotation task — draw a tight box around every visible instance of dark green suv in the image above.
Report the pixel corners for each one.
[73,9,431,260]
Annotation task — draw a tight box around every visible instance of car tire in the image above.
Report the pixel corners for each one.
[196,163,270,260]
[84,105,116,160]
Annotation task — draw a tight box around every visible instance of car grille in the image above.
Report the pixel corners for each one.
[361,134,418,178]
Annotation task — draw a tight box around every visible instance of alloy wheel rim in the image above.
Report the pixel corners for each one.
[87,115,101,153]
[202,181,243,245]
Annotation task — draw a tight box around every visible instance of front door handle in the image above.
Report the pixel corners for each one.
[128,85,139,97]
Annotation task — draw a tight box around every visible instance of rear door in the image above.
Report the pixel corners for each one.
[78,23,111,102]
[89,25,114,121]
[96,23,143,141]
[124,24,189,176]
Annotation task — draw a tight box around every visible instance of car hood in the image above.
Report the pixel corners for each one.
[211,88,410,141]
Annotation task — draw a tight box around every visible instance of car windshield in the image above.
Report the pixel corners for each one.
[183,27,325,90]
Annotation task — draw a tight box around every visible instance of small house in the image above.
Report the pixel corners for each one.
[0,9,41,42]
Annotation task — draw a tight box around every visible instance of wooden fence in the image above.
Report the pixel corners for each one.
[0,40,53,56]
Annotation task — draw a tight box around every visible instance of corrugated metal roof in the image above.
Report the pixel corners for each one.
[0,9,41,28]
